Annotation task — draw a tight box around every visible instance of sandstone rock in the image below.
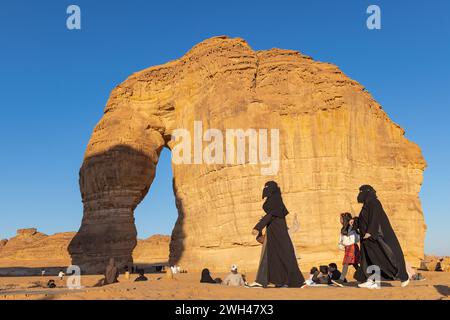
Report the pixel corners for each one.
[420,256,450,272]
[69,36,426,273]
[133,235,170,264]
[441,258,450,272]
[0,239,7,251]
[17,228,39,237]
[0,230,74,264]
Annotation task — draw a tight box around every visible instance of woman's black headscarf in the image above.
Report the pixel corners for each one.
[262,181,289,218]
[340,212,353,236]
[200,268,216,284]
[357,185,377,204]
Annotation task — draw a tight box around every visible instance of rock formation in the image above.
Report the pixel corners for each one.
[0,239,7,252]
[0,229,74,266]
[68,36,426,273]
[420,256,450,272]
[133,235,170,264]
[0,229,169,269]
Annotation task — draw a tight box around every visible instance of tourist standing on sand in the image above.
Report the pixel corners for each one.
[250,181,305,288]
[355,185,410,289]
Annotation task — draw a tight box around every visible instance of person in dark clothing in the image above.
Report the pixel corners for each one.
[436,259,444,272]
[104,258,119,285]
[307,267,319,284]
[354,185,410,288]
[47,279,57,288]
[327,263,342,284]
[312,266,330,284]
[134,271,148,282]
[200,268,220,284]
[250,181,305,288]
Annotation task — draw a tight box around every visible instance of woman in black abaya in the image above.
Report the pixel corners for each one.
[251,181,305,288]
[354,185,410,288]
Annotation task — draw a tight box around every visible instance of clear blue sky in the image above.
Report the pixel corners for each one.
[0,1,449,255]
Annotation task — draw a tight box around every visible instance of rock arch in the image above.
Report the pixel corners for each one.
[68,36,426,274]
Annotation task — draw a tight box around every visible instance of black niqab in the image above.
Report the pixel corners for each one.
[262,181,289,218]
[357,185,377,204]
[355,185,409,282]
[200,268,216,284]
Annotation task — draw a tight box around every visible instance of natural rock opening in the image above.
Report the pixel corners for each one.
[68,36,426,274]
[133,147,177,265]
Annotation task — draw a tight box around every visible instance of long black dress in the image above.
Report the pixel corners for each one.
[253,181,305,287]
[355,193,409,282]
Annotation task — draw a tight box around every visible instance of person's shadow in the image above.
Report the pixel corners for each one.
[434,285,450,298]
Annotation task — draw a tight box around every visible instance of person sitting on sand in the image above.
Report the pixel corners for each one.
[200,268,221,284]
[436,258,444,272]
[58,270,65,280]
[222,264,245,287]
[305,267,320,286]
[327,263,342,285]
[306,266,330,285]
[104,258,119,285]
[47,279,56,288]
[134,270,148,282]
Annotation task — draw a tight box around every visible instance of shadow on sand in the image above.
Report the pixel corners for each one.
[434,285,450,298]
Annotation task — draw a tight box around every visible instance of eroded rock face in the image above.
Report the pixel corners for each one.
[0,229,74,265]
[133,235,170,264]
[420,256,450,272]
[0,239,7,251]
[69,36,426,273]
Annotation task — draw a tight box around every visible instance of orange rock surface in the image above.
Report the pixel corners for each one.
[65,36,426,273]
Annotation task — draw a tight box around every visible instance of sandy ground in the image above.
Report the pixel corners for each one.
[0,271,449,300]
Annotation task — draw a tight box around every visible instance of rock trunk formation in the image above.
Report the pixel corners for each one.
[68,36,426,273]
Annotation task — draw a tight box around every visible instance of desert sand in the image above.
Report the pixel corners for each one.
[0,270,449,300]
[1,229,449,300]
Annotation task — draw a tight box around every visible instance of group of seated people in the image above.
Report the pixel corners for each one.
[305,262,425,287]
[96,259,150,286]
[95,257,425,289]
[306,263,347,286]
[200,264,246,287]
[199,261,425,289]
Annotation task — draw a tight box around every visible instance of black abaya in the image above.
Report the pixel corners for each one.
[200,269,217,284]
[355,194,409,282]
[254,213,305,287]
